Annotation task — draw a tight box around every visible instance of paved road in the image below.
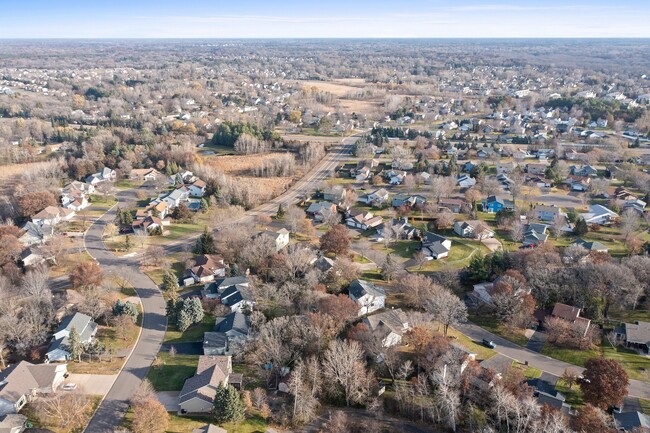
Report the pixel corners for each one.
[82,134,358,432]
[457,321,650,399]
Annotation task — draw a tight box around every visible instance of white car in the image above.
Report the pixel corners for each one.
[62,383,77,391]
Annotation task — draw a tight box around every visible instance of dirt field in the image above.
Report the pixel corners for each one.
[298,79,365,96]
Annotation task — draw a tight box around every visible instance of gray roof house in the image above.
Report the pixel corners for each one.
[192,425,227,433]
[421,232,452,260]
[202,332,229,356]
[615,321,650,353]
[362,309,410,348]
[202,276,249,299]
[178,355,241,414]
[572,238,608,253]
[45,313,98,362]
[614,411,650,432]
[203,312,251,356]
[348,279,386,316]
[0,413,27,433]
[0,361,67,416]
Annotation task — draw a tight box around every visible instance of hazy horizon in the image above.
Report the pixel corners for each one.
[3,1,650,39]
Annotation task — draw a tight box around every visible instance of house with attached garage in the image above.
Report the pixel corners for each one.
[580,204,618,225]
[438,198,464,213]
[362,309,410,348]
[551,303,591,336]
[130,168,161,181]
[348,279,386,316]
[0,361,67,416]
[614,321,650,354]
[358,188,389,206]
[0,413,27,433]
[523,223,549,246]
[391,194,427,209]
[456,174,476,189]
[533,205,565,222]
[496,161,517,174]
[178,355,242,414]
[323,186,346,205]
[613,411,650,432]
[453,220,494,240]
[525,162,548,176]
[184,254,227,286]
[31,206,75,227]
[571,238,608,253]
[188,179,207,197]
[345,211,383,231]
[202,276,254,313]
[85,167,116,185]
[45,312,98,362]
[421,232,452,260]
[18,222,53,247]
[305,201,337,222]
[203,312,251,356]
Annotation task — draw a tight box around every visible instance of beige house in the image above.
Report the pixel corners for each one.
[178,356,242,414]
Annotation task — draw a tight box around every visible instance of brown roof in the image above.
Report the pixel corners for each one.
[191,255,225,278]
[551,303,581,322]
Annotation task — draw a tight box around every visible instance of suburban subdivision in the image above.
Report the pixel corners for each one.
[1,24,650,433]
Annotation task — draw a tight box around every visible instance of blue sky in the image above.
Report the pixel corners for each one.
[2,1,649,38]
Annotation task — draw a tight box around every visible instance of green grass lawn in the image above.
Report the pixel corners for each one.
[468,313,530,346]
[640,398,650,415]
[447,327,496,362]
[602,338,650,382]
[555,378,585,408]
[165,413,267,433]
[164,314,214,344]
[145,261,186,286]
[147,353,199,391]
[539,343,600,368]
[386,240,420,259]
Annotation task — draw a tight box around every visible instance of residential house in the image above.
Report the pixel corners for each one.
[526,162,548,176]
[523,223,549,246]
[191,425,227,433]
[453,220,495,240]
[482,195,514,213]
[203,276,254,313]
[391,194,426,209]
[533,205,564,222]
[359,188,389,206]
[496,161,517,174]
[615,321,650,354]
[345,211,383,231]
[188,179,207,197]
[535,390,571,415]
[323,187,346,205]
[614,412,650,432]
[354,166,371,182]
[305,201,337,222]
[18,222,53,246]
[178,355,242,414]
[389,171,406,185]
[421,232,452,260]
[456,174,477,189]
[46,313,98,362]
[348,279,386,316]
[551,303,591,336]
[31,206,75,226]
[185,255,227,286]
[0,414,27,433]
[571,165,598,177]
[204,312,251,355]
[564,175,590,192]
[132,215,168,234]
[60,182,90,211]
[374,217,418,241]
[438,198,464,213]
[20,248,46,268]
[624,199,647,214]
[362,309,410,348]
[614,187,638,201]
[85,167,116,185]
[162,186,190,209]
[580,204,618,225]
[202,276,250,299]
[130,168,161,181]
[255,228,290,251]
[470,282,496,305]
[0,361,67,416]
[572,238,608,253]
[313,256,335,272]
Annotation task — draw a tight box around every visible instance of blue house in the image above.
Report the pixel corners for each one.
[481,195,514,213]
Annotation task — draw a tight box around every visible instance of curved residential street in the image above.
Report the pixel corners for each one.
[83,135,357,432]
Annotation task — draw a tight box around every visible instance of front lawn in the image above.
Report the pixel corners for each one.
[147,353,199,391]
[602,338,650,382]
[468,313,530,347]
[164,314,214,344]
[539,343,600,368]
[165,413,267,433]
[23,396,102,433]
[555,378,585,408]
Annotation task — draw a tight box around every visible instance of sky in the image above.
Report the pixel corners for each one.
[2,1,650,39]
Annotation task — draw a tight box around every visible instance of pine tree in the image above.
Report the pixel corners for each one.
[573,217,589,236]
[124,234,133,251]
[200,198,209,213]
[277,203,285,219]
[166,299,179,323]
[115,207,123,226]
[176,306,192,332]
[67,326,83,362]
[186,297,204,324]
[161,271,179,292]
[213,385,245,424]
[194,227,216,254]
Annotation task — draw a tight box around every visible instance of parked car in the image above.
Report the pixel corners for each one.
[62,383,77,390]
[482,339,496,349]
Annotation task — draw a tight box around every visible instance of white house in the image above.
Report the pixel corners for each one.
[421,232,452,260]
[85,167,116,185]
[580,204,618,225]
[256,228,290,251]
[45,313,98,362]
[359,188,389,205]
[188,179,207,197]
[348,279,386,316]
[453,220,495,240]
[31,206,75,227]
[0,361,67,416]
[456,174,477,189]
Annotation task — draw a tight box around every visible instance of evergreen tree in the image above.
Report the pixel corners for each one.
[185,297,204,324]
[124,234,133,251]
[194,227,216,254]
[161,271,179,292]
[467,254,490,283]
[200,198,209,213]
[115,207,123,226]
[573,217,589,236]
[166,299,179,323]
[277,203,285,219]
[67,326,83,362]
[122,211,133,226]
[177,306,192,332]
[213,385,245,424]
[114,299,139,322]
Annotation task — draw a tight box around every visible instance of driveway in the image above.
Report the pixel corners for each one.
[457,321,650,399]
[525,331,547,353]
[481,238,502,252]
[156,391,180,412]
[64,374,118,396]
